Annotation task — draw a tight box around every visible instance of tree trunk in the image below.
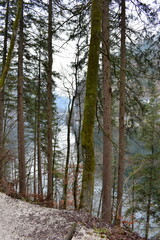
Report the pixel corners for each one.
[145,146,154,239]
[62,96,75,208]
[0,0,22,89]
[33,118,37,201]
[17,1,26,197]
[72,42,82,210]
[37,49,43,199]
[47,0,53,200]
[101,0,112,223]
[0,0,9,180]
[79,0,102,212]
[116,0,126,225]
[73,95,82,210]
[145,193,151,240]
[111,156,117,220]
[131,177,135,231]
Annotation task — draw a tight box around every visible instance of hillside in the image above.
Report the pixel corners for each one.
[0,192,148,240]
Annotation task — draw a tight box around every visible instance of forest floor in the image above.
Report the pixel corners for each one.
[0,192,148,240]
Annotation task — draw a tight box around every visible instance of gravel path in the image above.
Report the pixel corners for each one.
[0,192,105,240]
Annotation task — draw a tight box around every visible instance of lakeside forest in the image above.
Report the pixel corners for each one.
[0,0,159,239]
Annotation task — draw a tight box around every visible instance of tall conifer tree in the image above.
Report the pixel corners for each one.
[0,0,22,89]
[101,0,112,223]
[47,0,53,200]
[17,0,26,196]
[116,0,126,225]
[0,0,10,180]
[79,0,102,212]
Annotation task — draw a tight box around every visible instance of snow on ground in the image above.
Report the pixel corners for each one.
[0,192,105,240]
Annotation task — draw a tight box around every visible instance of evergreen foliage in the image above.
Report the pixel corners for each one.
[0,0,159,238]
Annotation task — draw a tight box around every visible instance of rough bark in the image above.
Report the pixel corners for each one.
[72,43,82,210]
[145,146,154,239]
[101,0,112,223]
[111,157,117,220]
[116,0,126,225]
[73,95,82,210]
[33,120,37,201]
[79,0,102,212]
[63,96,76,208]
[0,0,22,89]
[17,1,26,196]
[0,0,9,180]
[131,177,135,231]
[37,50,43,198]
[145,194,151,240]
[47,0,53,200]
[0,87,4,180]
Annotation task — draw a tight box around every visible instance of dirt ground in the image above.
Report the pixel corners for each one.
[0,192,147,240]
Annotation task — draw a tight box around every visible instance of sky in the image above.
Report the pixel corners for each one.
[53,0,160,100]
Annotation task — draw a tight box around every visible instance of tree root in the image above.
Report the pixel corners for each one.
[64,222,77,240]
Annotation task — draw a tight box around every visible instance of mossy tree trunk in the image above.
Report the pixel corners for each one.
[101,0,112,223]
[79,0,102,212]
[0,0,22,182]
[116,0,126,225]
[0,0,9,181]
[0,0,22,89]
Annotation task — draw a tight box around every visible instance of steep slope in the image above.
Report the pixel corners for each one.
[0,192,146,240]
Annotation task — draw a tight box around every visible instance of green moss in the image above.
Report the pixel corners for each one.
[0,0,22,89]
[80,0,102,212]
[94,228,111,238]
